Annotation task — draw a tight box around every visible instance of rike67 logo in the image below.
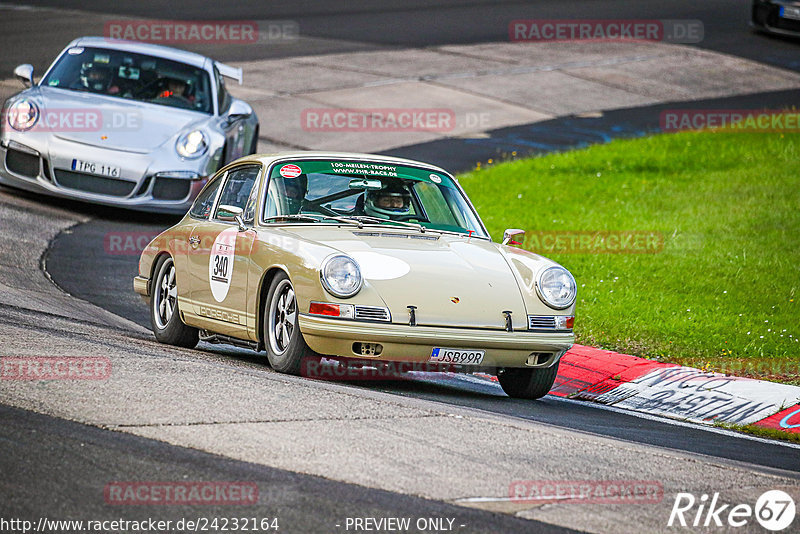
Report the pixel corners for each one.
[668,490,795,531]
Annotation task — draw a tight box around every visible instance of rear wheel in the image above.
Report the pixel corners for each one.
[497,363,559,399]
[264,272,309,374]
[150,255,198,348]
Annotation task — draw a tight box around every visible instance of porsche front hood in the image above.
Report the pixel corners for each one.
[292,227,530,330]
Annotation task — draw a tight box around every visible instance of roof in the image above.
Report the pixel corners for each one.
[69,36,211,70]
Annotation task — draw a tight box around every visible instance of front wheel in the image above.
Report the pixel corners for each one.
[497,363,559,399]
[264,272,310,374]
[150,255,198,348]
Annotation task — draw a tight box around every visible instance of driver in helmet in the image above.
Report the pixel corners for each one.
[364,183,412,219]
[79,63,117,94]
[282,174,308,215]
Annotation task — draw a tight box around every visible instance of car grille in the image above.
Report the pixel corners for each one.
[54,169,136,197]
[152,176,191,201]
[5,148,40,178]
[528,316,557,330]
[354,305,391,322]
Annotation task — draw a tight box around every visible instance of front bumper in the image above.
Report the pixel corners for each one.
[298,313,574,369]
[0,138,207,214]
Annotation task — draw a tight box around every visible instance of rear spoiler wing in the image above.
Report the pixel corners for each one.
[216,62,243,85]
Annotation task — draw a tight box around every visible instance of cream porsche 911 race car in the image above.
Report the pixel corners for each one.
[134,152,576,399]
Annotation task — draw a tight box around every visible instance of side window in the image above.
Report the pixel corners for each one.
[214,66,231,114]
[189,175,224,219]
[214,165,260,221]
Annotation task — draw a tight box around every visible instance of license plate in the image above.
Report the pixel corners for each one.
[430,347,485,365]
[780,6,800,20]
[71,159,121,178]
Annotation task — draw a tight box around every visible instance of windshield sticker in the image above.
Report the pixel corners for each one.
[272,160,453,187]
[279,164,302,178]
[209,227,237,302]
[93,54,110,64]
[67,47,84,55]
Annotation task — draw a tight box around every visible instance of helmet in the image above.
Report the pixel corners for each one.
[80,62,112,92]
[282,174,307,214]
[365,182,411,218]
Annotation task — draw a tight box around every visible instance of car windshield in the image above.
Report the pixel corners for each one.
[41,46,213,114]
[262,159,488,237]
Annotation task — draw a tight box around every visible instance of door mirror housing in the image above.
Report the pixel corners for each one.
[14,64,34,87]
[226,100,252,123]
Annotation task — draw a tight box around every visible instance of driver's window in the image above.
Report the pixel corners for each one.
[189,174,224,220]
[214,165,260,221]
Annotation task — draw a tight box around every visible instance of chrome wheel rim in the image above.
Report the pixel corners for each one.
[154,259,177,330]
[268,279,296,356]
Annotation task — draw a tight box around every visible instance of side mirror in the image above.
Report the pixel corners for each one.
[502,228,525,246]
[218,204,247,231]
[226,100,252,123]
[14,64,34,87]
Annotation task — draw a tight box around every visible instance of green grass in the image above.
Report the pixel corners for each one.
[713,421,800,444]
[458,130,800,383]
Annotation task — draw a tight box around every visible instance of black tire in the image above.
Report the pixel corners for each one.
[263,272,309,374]
[497,363,559,400]
[150,255,198,349]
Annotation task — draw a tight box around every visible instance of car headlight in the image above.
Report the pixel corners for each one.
[7,99,39,131]
[536,266,576,309]
[320,254,362,298]
[176,130,208,159]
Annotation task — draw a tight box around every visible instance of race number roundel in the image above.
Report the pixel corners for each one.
[209,227,238,302]
[279,164,302,178]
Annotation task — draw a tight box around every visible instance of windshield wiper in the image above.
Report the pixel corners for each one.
[263,214,322,223]
[263,214,364,227]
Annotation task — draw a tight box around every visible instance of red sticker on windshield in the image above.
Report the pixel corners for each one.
[279,164,302,178]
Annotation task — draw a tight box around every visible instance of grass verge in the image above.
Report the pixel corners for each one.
[458,130,800,384]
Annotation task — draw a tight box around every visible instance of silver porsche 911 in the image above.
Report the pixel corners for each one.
[0,37,259,213]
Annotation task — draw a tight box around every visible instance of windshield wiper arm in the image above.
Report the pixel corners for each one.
[263,214,322,223]
[342,216,427,233]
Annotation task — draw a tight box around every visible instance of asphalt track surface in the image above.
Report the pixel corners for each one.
[1,403,575,533]
[2,1,800,532]
[5,0,800,73]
